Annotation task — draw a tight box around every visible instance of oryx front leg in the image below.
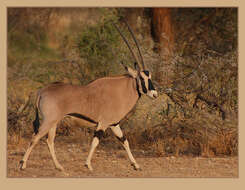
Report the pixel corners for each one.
[111,125,140,170]
[85,122,104,171]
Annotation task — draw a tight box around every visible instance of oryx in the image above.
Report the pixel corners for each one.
[19,21,158,172]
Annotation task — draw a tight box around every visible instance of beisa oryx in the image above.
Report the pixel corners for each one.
[19,20,158,172]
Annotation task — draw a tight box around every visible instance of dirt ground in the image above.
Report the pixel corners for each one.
[7,137,238,178]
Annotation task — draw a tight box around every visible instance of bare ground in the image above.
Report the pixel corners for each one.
[7,137,238,178]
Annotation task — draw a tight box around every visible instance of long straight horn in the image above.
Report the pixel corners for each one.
[123,19,145,70]
[113,22,140,70]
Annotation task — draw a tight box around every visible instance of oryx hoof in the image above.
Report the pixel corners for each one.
[85,163,93,171]
[62,171,69,176]
[131,163,141,171]
[55,165,65,172]
[19,160,26,170]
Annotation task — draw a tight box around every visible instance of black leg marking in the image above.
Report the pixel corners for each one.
[93,130,104,140]
[116,136,127,143]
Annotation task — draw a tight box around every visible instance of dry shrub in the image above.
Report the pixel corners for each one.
[124,108,238,157]
[7,110,27,147]
[208,128,238,156]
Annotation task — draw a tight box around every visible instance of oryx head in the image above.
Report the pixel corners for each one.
[114,20,158,99]
[123,62,158,99]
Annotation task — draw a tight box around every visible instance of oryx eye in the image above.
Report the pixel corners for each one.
[143,70,150,77]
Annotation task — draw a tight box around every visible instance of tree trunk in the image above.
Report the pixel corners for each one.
[152,8,174,56]
[152,8,174,87]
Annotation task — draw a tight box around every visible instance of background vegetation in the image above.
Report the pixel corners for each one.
[7,8,238,157]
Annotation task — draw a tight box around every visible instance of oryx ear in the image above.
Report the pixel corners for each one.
[125,66,138,78]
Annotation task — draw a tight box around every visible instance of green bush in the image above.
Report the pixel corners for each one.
[76,9,132,80]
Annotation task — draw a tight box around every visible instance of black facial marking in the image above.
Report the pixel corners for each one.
[143,70,150,77]
[116,136,127,143]
[94,130,104,140]
[140,76,147,94]
[148,79,155,91]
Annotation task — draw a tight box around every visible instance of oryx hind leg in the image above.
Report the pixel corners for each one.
[85,122,105,171]
[19,120,56,170]
[110,125,140,170]
[46,125,64,171]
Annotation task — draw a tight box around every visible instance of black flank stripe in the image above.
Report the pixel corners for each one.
[68,113,122,127]
[67,113,98,124]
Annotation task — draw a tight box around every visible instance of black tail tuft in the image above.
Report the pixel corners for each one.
[32,107,40,135]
